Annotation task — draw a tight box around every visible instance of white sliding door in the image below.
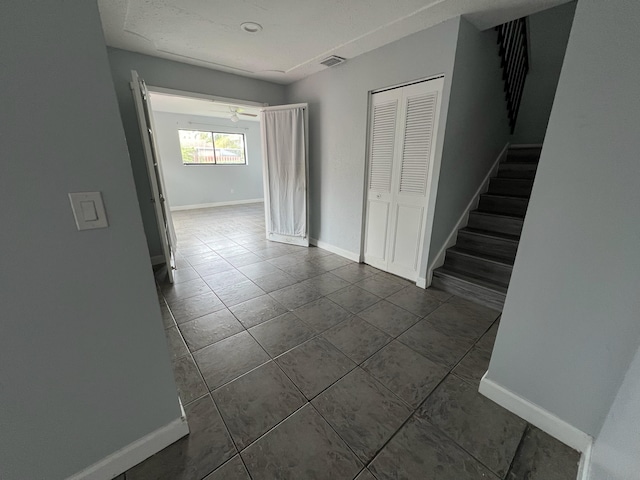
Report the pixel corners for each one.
[260,104,309,247]
[130,70,177,282]
[364,77,444,281]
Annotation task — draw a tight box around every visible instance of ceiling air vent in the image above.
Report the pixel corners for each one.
[320,55,346,68]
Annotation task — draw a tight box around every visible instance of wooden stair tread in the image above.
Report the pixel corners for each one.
[460,227,520,243]
[433,266,508,294]
[448,247,515,267]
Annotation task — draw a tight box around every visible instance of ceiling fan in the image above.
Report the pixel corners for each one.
[229,106,257,123]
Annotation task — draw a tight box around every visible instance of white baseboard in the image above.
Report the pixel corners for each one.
[426,143,509,284]
[479,374,592,453]
[416,277,427,289]
[309,238,360,262]
[151,255,165,266]
[576,440,592,480]
[170,198,263,211]
[67,404,189,480]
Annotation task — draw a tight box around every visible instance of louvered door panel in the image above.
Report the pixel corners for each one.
[368,101,398,192]
[364,89,402,269]
[399,93,437,195]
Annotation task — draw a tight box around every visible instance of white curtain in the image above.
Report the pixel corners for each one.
[261,107,307,238]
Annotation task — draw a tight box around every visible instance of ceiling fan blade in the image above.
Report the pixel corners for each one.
[238,112,258,117]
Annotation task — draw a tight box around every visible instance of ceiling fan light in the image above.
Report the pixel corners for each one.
[230,113,240,123]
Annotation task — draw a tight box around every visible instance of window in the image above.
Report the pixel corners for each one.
[178,130,247,165]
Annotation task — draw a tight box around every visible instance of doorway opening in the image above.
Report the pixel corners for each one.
[130,72,310,283]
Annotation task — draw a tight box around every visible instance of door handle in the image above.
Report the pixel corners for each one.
[376,194,382,199]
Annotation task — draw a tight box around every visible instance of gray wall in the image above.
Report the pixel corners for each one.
[0,2,181,479]
[286,18,460,256]
[588,343,640,480]
[152,112,264,208]
[107,48,286,257]
[511,2,576,144]
[486,0,640,437]
[426,17,511,268]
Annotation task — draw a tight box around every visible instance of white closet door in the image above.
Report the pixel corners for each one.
[364,77,444,281]
[363,89,402,270]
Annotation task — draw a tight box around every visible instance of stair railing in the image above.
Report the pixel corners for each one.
[496,17,530,133]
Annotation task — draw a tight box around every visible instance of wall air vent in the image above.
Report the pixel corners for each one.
[320,55,346,68]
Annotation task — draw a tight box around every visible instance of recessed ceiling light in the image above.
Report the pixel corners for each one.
[240,22,262,33]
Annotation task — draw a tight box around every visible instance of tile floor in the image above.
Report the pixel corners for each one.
[124,203,580,480]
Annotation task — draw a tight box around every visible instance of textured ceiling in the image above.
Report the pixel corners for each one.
[99,0,571,84]
[149,92,262,121]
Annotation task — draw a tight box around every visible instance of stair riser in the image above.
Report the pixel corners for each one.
[432,273,505,311]
[456,232,518,262]
[488,178,534,197]
[479,195,529,217]
[467,213,524,237]
[445,251,513,286]
[505,150,540,163]
[497,164,537,179]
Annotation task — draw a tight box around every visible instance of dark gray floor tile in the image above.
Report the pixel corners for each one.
[354,275,406,298]
[369,417,499,480]
[160,300,176,329]
[312,368,411,462]
[310,254,353,271]
[179,244,213,256]
[300,272,351,295]
[327,285,381,314]
[184,251,221,266]
[169,291,226,324]
[172,354,208,405]
[281,261,328,280]
[179,309,244,352]
[423,299,499,341]
[172,267,200,284]
[354,469,376,480]
[357,300,420,336]
[226,252,263,267]
[201,270,249,291]
[293,297,352,333]
[323,316,392,364]
[397,318,475,368]
[192,258,235,277]
[126,395,235,480]
[237,261,281,280]
[276,337,356,400]
[269,283,323,310]
[165,326,189,360]
[386,286,443,317]
[203,455,250,480]
[249,312,316,357]
[163,277,212,304]
[417,375,527,477]
[215,280,266,307]
[212,361,306,449]
[267,252,305,268]
[362,341,448,408]
[229,294,288,328]
[241,404,362,480]
[331,263,378,283]
[507,426,580,480]
[250,270,298,293]
[453,323,498,387]
[194,331,270,390]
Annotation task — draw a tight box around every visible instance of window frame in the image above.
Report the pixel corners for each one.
[178,128,248,166]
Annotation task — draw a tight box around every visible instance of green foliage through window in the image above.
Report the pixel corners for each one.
[178,130,247,165]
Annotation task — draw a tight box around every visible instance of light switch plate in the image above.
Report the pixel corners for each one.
[69,192,109,230]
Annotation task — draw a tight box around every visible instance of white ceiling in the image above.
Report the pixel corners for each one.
[149,92,262,121]
[98,0,571,85]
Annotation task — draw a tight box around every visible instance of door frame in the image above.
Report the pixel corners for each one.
[359,73,446,288]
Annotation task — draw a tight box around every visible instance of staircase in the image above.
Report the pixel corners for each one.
[432,145,540,310]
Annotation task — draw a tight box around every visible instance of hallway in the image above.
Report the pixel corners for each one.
[127,203,579,479]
